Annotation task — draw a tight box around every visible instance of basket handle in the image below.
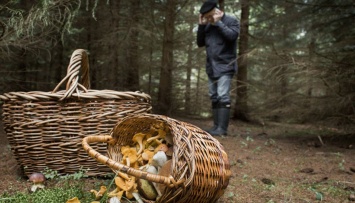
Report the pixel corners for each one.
[52,49,90,100]
[82,135,185,188]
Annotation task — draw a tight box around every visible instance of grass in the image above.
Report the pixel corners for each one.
[0,168,100,203]
[0,181,91,203]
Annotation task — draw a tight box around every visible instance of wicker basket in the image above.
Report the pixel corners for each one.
[0,49,152,176]
[82,114,231,203]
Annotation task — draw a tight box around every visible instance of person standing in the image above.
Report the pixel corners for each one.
[197,0,240,136]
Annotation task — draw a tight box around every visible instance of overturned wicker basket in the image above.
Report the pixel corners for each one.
[82,114,231,203]
[0,49,152,176]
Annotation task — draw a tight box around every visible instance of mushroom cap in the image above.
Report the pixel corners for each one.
[115,176,135,192]
[29,172,45,183]
[121,146,138,165]
[154,144,169,153]
[141,149,155,161]
[132,133,145,143]
[65,197,81,203]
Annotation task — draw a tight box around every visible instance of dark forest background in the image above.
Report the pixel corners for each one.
[0,0,354,127]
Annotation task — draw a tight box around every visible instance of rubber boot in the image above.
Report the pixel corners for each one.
[206,102,218,134]
[206,108,218,134]
[209,105,230,136]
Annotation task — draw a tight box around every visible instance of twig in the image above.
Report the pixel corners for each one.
[317,135,324,146]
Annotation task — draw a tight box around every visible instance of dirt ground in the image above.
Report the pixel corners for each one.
[0,118,354,203]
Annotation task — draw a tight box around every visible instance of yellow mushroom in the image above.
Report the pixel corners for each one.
[114,176,139,200]
[90,186,107,200]
[66,197,81,203]
[115,176,135,193]
[108,188,124,199]
[154,143,169,153]
[132,133,146,154]
[121,146,138,167]
[146,128,166,143]
[141,149,155,162]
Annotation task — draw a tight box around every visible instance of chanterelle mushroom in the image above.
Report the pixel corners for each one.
[121,146,138,167]
[132,133,146,155]
[146,128,166,143]
[66,197,81,203]
[29,172,45,192]
[90,186,107,200]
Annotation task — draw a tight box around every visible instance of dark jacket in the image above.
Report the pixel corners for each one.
[197,14,240,78]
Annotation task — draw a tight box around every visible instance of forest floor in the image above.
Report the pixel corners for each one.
[0,118,354,203]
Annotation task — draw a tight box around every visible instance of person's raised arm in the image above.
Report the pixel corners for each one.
[197,14,207,47]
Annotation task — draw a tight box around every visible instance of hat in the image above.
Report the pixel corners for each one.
[199,1,217,14]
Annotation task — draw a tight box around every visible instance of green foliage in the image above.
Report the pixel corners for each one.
[41,167,88,180]
[0,168,94,203]
[0,182,91,203]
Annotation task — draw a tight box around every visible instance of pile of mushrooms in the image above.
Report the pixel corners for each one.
[92,122,174,203]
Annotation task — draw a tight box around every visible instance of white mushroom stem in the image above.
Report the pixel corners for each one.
[109,196,121,203]
[132,192,144,203]
[30,183,45,192]
[146,165,158,174]
[150,151,168,168]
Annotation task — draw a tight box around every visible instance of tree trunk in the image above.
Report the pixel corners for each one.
[184,6,194,114]
[125,0,140,91]
[108,0,121,89]
[157,0,176,115]
[234,0,250,121]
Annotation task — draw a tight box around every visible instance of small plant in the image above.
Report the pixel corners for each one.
[253,146,262,154]
[264,138,276,146]
[338,159,345,171]
[308,187,324,201]
[41,167,88,181]
[41,168,59,180]
[241,136,254,148]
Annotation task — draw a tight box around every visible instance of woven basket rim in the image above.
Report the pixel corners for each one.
[82,113,231,203]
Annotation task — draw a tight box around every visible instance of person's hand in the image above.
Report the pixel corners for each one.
[199,14,207,25]
[212,9,224,24]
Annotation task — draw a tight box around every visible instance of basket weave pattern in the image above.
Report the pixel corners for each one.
[0,49,152,176]
[82,114,231,203]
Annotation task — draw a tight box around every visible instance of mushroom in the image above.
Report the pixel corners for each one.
[145,165,158,174]
[66,197,81,203]
[28,172,46,192]
[146,128,166,143]
[114,175,137,200]
[150,150,168,168]
[137,178,158,201]
[132,192,144,203]
[121,146,138,167]
[165,146,174,157]
[108,188,124,199]
[154,143,169,153]
[132,133,146,154]
[109,196,121,203]
[90,186,107,200]
[157,159,172,193]
[141,149,155,162]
